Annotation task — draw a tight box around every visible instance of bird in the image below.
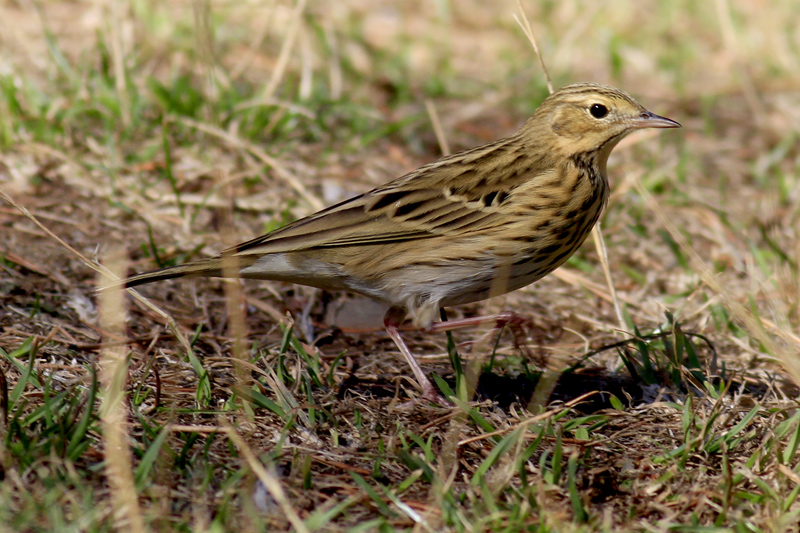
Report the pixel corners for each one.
[116,82,680,404]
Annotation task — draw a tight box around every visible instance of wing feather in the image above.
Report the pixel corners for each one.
[226,136,547,257]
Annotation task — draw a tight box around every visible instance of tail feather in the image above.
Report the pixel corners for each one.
[95,257,225,292]
[123,258,224,288]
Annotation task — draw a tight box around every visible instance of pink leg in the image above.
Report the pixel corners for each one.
[427,312,536,364]
[384,307,451,405]
[426,312,531,334]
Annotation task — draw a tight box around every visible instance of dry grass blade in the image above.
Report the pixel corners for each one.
[0,187,198,372]
[218,171,251,396]
[510,5,628,391]
[515,0,624,343]
[634,177,800,384]
[714,0,764,121]
[0,187,96,273]
[458,391,599,446]
[592,223,626,333]
[97,252,145,533]
[107,0,130,128]
[514,0,553,94]
[425,99,450,156]
[222,421,309,533]
[177,116,324,211]
[261,0,309,101]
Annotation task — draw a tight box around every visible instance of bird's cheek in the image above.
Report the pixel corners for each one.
[549,109,569,136]
[551,122,575,138]
[550,111,585,138]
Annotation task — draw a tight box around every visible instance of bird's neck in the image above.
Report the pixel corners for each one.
[570,149,608,191]
[594,134,627,180]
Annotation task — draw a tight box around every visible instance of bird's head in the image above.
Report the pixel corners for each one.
[525,82,680,158]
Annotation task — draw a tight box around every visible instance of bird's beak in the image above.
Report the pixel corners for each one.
[633,110,681,129]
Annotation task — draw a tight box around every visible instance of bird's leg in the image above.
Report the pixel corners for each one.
[426,312,536,363]
[426,312,531,334]
[383,306,450,405]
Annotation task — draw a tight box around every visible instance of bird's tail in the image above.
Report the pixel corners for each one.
[127,258,225,287]
[98,257,225,291]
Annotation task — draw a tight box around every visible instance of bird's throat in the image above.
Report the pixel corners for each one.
[595,133,628,181]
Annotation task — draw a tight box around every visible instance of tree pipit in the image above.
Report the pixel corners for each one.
[116,83,680,404]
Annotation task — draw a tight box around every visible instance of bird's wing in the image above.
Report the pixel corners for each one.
[227,139,544,257]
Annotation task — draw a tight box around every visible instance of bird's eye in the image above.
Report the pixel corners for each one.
[589,103,608,118]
